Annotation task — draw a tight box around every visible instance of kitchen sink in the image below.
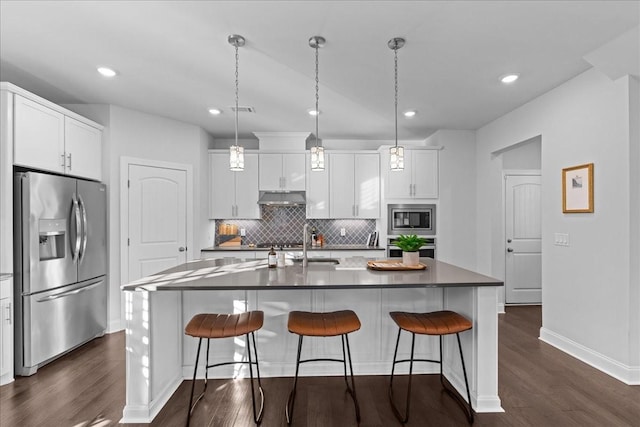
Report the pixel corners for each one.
[292,258,340,265]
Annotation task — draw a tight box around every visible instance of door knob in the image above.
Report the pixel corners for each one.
[178,247,186,252]
[507,248,514,252]
[507,239,512,243]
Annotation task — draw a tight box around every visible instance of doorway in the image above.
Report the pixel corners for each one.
[121,158,193,284]
[504,173,541,304]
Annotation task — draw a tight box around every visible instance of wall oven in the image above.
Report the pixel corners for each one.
[387,238,436,259]
[388,204,436,236]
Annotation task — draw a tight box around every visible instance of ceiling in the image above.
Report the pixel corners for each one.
[0,1,638,143]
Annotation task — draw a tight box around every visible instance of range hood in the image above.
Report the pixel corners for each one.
[257,191,306,206]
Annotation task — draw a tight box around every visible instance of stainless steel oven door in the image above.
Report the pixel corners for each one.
[387,245,436,259]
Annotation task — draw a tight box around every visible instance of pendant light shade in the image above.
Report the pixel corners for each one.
[228,34,245,171]
[389,37,405,171]
[310,35,326,171]
[229,145,244,171]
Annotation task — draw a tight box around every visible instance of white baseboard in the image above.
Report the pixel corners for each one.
[120,374,183,424]
[497,302,505,314]
[539,327,640,385]
[107,318,124,334]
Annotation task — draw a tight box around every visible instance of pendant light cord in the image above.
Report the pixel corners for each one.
[315,43,320,147]
[234,43,239,149]
[394,45,398,149]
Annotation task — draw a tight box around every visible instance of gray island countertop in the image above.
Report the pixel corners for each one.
[201,244,385,252]
[122,257,503,292]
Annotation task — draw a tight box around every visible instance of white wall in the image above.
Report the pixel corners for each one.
[65,104,213,332]
[475,68,639,384]
[425,130,477,270]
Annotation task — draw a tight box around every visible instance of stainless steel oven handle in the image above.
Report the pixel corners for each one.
[37,279,103,302]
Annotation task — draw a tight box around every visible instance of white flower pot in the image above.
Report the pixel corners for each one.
[402,251,419,266]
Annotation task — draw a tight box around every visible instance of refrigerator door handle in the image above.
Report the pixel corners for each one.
[78,195,88,263]
[70,196,81,263]
[36,279,103,302]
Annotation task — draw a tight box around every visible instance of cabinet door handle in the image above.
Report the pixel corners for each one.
[5,303,11,324]
[61,153,66,168]
[67,153,72,170]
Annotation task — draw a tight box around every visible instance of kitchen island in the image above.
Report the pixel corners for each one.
[120,257,503,423]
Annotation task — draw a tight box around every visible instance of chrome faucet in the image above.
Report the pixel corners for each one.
[302,223,309,267]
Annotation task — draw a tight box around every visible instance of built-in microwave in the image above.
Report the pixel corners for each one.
[387,204,436,236]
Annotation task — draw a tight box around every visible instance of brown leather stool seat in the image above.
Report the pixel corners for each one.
[389,310,472,336]
[186,311,264,338]
[288,310,361,336]
[388,310,474,424]
[185,311,265,426]
[285,310,361,425]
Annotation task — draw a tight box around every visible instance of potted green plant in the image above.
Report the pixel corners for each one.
[392,234,426,266]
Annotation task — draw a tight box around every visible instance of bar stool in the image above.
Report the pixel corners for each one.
[285,310,361,425]
[184,311,265,426]
[388,310,474,424]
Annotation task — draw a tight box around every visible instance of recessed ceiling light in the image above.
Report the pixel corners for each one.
[500,74,519,84]
[208,108,222,115]
[97,66,117,78]
[403,110,417,118]
[307,109,321,116]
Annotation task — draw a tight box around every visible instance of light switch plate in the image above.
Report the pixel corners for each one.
[340,228,346,236]
[240,228,246,237]
[554,233,569,246]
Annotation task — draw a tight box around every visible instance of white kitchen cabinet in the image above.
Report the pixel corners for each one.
[64,117,102,181]
[330,250,385,259]
[14,94,65,174]
[11,90,103,181]
[0,276,13,386]
[386,149,438,199]
[209,152,260,219]
[329,153,380,219]
[259,153,305,191]
[305,153,330,218]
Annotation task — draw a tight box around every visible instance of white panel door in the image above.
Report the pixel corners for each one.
[354,153,380,218]
[306,153,329,218]
[258,153,282,190]
[386,150,413,198]
[64,117,102,181]
[505,175,542,304]
[329,153,355,218]
[128,164,187,281]
[13,95,65,173]
[234,154,260,219]
[412,150,439,198]
[282,153,306,190]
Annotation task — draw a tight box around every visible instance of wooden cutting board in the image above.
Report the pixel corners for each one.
[367,260,427,271]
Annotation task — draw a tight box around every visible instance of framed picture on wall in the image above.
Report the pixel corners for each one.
[562,163,594,213]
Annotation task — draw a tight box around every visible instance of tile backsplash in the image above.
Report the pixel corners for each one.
[214,206,377,246]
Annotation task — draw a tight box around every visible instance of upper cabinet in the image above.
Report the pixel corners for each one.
[11,89,103,181]
[259,153,305,191]
[209,152,260,219]
[329,152,380,219]
[306,153,330,219]
[386,149,438,199]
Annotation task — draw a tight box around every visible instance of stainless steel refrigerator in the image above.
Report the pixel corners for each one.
[14,171,107,376]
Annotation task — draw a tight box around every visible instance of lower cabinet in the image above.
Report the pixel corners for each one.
[0,276,13,385]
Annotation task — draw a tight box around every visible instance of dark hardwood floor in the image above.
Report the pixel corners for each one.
[1,306,638,426]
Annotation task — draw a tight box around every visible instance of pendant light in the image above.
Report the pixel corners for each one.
[228,34,245,171]
[389,37,405,171]
[309,36,326,171]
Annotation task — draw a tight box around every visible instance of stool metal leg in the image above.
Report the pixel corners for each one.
[456,332,474,424]
[186,337,203,427]
[285,335,304,425]
[342,334,361,421]
[246,331,265,424]
[439,333,475,424]
[389,328,416,423]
